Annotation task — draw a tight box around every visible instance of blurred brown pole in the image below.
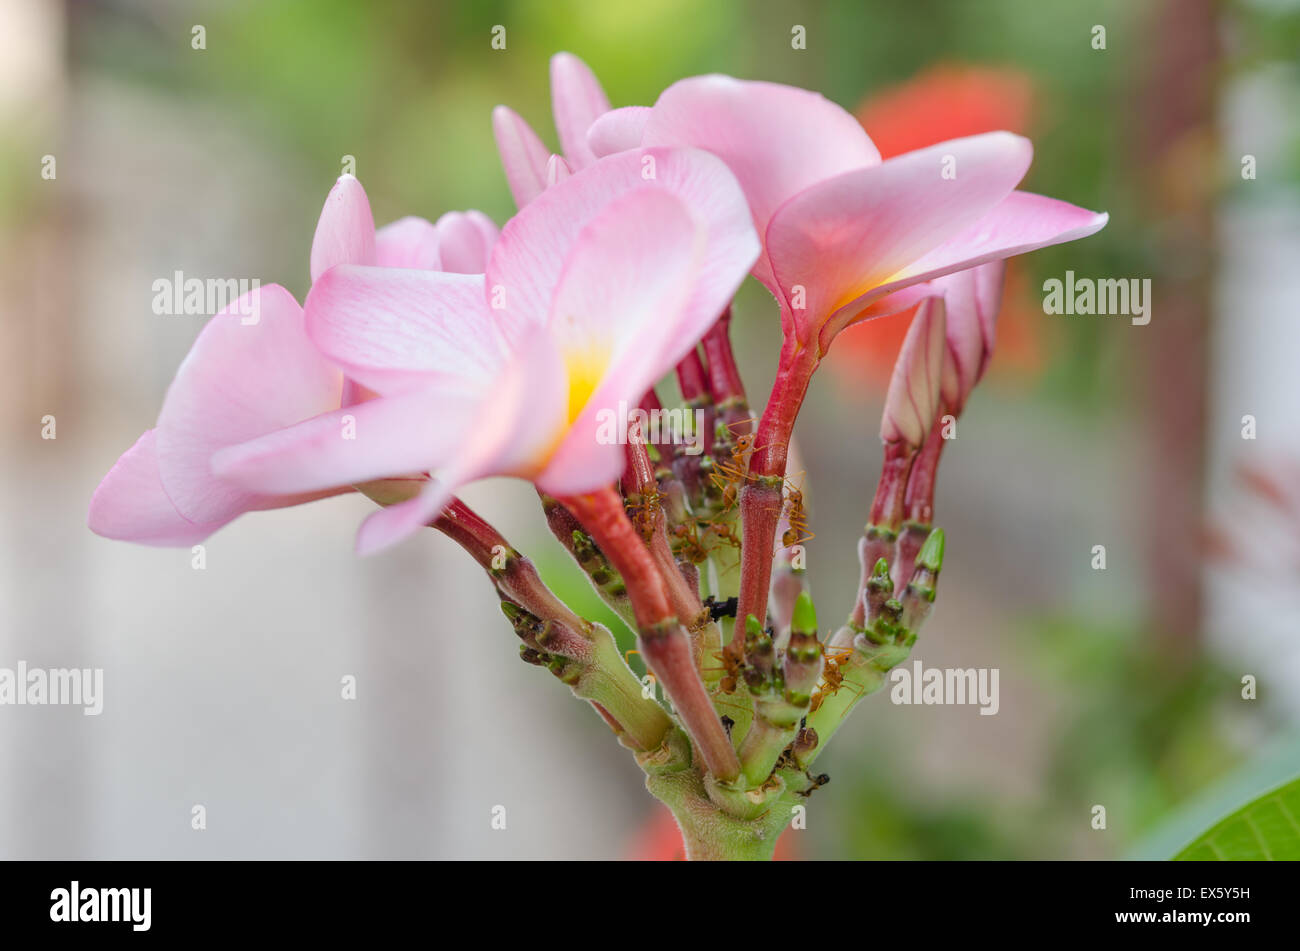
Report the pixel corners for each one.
[1133,0,1219,649]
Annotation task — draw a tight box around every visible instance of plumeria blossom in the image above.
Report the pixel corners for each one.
[492,52,614,208]
[89,175,498,545]
[591,74,1107,355]
[212,146,760,555]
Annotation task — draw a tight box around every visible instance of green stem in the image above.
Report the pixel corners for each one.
[644,761,792,861]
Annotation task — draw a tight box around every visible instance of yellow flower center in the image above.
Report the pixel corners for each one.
[564,341,610,425]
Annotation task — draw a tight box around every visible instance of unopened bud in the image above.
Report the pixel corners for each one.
[900,528,945,631]
[790,590,818,637]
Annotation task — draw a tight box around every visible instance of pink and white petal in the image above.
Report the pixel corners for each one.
[874,191,1108,298]
[818,281,942,354]
[546,154,572,188]
[375,216,443,270]
[155,284,343,524]
[587,106,650,158]
[931,260,1006,408]
[90,430,233,546]
[970,260,1006,380]
[434,211,494,274]
[550,52,611,170]
[881,297,947,448]
[932,268,985,409]
[642,75,880,286]
[309,175,377,282]
[768,132,1033,333]
[304,266,505,395]
[355,328,568,555]
[546,187,702,372]
[487,146,756,351]
[833,191,1107,332]
[539,190,708,494]
[464,210,500,257]
[492,105,551,209]
[211,384,484,495]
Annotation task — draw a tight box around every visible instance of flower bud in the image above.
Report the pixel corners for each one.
[880,296,947,449]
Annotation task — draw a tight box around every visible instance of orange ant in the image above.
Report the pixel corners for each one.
[709,433,753,509]
[670,521,710,564]
[707,520,743,550]
[624,484,664,541]
[807,646,859,713]
[704,648,746,695]
[781,480,815,548]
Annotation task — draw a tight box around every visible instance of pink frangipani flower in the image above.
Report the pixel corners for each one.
[213,147,760,555]
[89,174,498,545]
[595,75,1107,354]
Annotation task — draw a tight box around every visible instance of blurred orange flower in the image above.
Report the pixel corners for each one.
[827,65,1044,393]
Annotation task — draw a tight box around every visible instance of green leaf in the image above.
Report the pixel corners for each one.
[1173,775,1300,860]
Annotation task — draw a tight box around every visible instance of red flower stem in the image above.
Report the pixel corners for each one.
[846,441,919,628]
[434,497,585,638]
[701,307,750,434]
[561,487,741,781]
[731,341,819,651]
[893,414,949,586]
[902,404,949,526]
[638,389,678,477]
[868,441,918,529]
[434,496,672,751]
[624,427,716,667]
[676,346,711,406]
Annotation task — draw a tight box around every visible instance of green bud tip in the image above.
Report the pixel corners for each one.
[745,615,764,639]
[916,527,945,572]
[500,601,523,621]
[791,590,818,634]
[871,558,890,580]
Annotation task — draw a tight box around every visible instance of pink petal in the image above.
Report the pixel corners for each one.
[375,216,443,270]
[642,75,880,286]
[492,105,551,209]
[433,210,497,274]
[89,430,233,546]
[550,52,611,170]
[546,154,572,188]
[304,266,506,395]
[309,174,377,282]
[539,188,706,494]
[212,383,484,495]
[486,146,757,351]
[881,297,946,448]
[355,328,568,555]
[873,191,1109,298]
[934,261,1005,410]
[355,476,461,557]
[154,284,344,524]
[826,193,1105,346]
[768,132,1033,334]
[587,106,650,158]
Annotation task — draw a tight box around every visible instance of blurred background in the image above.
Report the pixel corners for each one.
[1,0,1297,859]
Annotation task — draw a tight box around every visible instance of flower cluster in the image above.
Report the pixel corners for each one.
[90,54,1106,860]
